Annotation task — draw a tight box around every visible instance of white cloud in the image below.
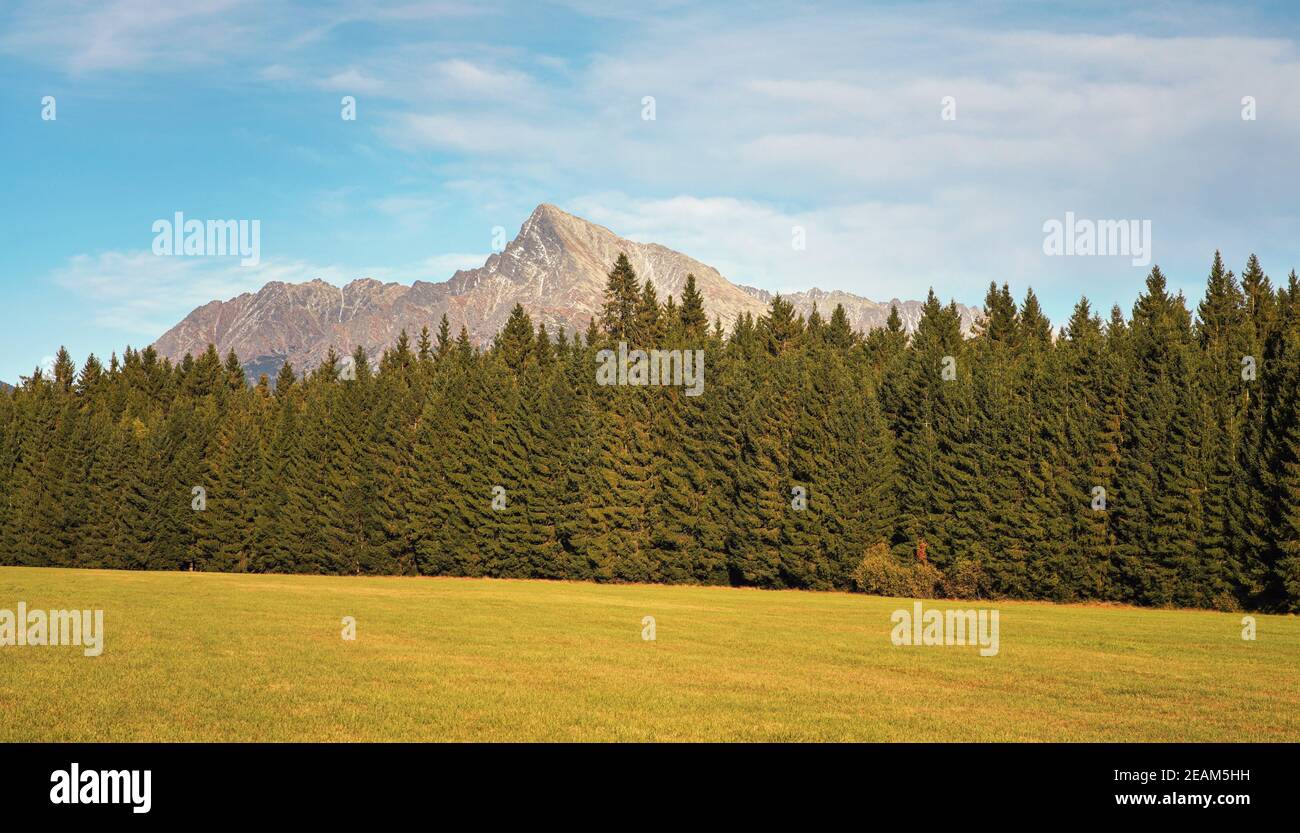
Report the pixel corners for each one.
[0,0,496,75]
[46,247,491,339]
[0,0,257,73]
[258,63,295,81]
[49,251,353,337]
[566,192,1026,304]
[433,59,537,100]
[321,67,387,95]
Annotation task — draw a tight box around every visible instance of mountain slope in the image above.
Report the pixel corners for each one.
[153,203,979,377]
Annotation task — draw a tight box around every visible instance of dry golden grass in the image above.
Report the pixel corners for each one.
[1,566,1297,741]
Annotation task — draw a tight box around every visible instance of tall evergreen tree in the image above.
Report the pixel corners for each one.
[601,253,642,340]
[679,273,708,338]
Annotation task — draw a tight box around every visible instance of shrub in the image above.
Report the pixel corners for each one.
[942,553,988,599]
[910,562,944,599]
[854,543,941,598]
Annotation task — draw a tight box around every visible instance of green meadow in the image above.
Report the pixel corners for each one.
[1,566,1297,742]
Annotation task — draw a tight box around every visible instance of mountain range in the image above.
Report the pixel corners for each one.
[153,203,979,379]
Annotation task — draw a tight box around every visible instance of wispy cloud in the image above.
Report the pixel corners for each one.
[46,247,490,339]
[0,0,494,75]
[0,0,260,73]
[49,251,353,337]
[566,191,1025,300]
[432,59,538,100]
[320,67,388,95]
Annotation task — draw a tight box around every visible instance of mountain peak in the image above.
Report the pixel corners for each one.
[153,205,979,379]
[529,202,568,220]
[517,203,573,237]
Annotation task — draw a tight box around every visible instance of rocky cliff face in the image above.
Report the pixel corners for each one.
[153,203,979,378]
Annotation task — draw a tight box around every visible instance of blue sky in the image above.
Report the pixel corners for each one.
[3,0,1300,382]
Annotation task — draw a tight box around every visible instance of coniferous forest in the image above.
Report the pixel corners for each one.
[3,253,1300,612]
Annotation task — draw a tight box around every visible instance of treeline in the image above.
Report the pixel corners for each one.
[2,254,1300,611]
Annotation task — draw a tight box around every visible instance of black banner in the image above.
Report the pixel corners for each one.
[1,743,1284,820]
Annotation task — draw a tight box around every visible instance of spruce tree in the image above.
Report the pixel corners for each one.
[601,253,642,340]
[679,273,708,338]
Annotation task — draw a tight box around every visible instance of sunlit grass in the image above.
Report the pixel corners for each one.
[1,566,1296,741]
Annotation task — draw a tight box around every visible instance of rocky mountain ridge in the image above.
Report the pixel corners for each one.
[153,203,979,378]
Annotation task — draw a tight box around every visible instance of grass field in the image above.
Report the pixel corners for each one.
[1,565,1297,741]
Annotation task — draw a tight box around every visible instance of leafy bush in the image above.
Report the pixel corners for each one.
[854,543,941,598]
[942,550,989,599]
